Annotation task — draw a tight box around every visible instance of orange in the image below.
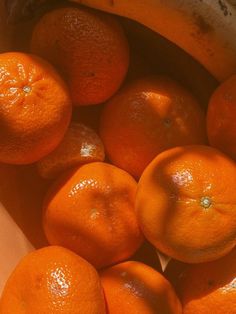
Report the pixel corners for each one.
[30,5,129,106]
[136,145,236,263]
[100,76,207,178]
[176,248,236,314]
[120,16,218,108]
[0,245,106,314]
[0,52,72,165]
[43,162,143,269]
[100,261,182,314]
[37,122,105,179]
[207,74,236,161]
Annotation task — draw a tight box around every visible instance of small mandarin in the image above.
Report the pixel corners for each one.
[0,246,106,314]
[177,248,236,314]
[136,145,236,263]
[100,76,207,178]
[0,52,72,164]
[30,6,129,106]
[43,162,143,269]
[207,74,236,160]
[100,261,182,314]
[37,122,105,179]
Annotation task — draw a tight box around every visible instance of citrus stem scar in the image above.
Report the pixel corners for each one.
[200,196,212,209]
[23,86,31,93]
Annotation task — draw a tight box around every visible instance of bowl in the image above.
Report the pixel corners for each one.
[0,0,233,296]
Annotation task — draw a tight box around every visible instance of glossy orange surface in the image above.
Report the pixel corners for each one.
[30,6,129,106]
[43,162,143,269]
[100,261,182,314]
[0,52,72,164]
[37,122,105,179]
[136,145,236,263]
[207,74,236,161]
[100,76,207,178]
[177,248,236,314]
[0,246,106,314]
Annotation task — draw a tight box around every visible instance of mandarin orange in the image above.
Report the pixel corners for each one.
[177,248,236,314]
[37,122,105,179]
[43,162,143,269]
[0,52,71,164]
[136,145,236,263]
[100,76,207,178]
[0,246,106,314]
[30,6,129,106]
[207,74,236,160]
[100,261,182,314]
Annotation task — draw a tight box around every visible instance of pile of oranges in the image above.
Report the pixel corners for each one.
[0,3,236,314]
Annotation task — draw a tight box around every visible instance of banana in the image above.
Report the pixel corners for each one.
[122,18,218,108]
[70,0,236,82]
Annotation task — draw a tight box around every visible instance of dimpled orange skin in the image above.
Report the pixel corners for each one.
[99,76,207,178]
[100,261,182,314]
[30,6,129,106]
[136,145,236,263]
[43,162,143,269]
[207,74,236,161]
[37,122,105,179]
[0,52,72,165]
[0,246,106,314]
[177,248,236,314]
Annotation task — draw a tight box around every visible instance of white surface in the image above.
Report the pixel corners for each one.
[0,203,34,294]
[156,250,171,272]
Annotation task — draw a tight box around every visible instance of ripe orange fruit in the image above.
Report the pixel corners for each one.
[207,74,236,161]
[37,122,105,179]
[30,6,129,106]
[0,246,106,314]
[43,162,143,269]
[177,248,236,314]
[100,261,182,314]
[100,76,207,178]
[136,145,236,263]
[0,52,72,165]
